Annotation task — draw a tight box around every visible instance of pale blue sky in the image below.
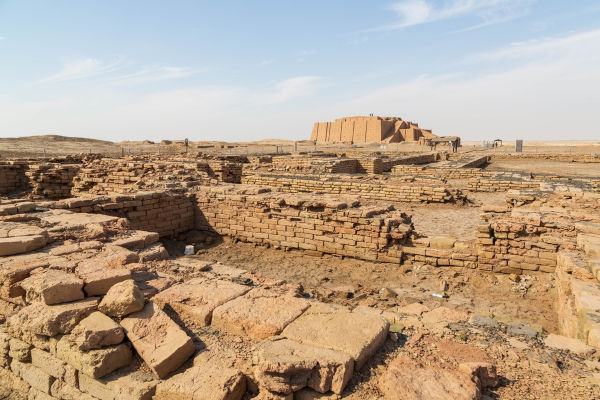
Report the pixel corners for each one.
[1,0,599,141]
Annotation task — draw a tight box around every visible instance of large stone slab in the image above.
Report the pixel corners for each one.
[70,311,124,351]
[153,277,251,326]
[20,270,84,305]
[56,336,132,379]
[254,337,353,395]
[154,351,246,400]
[120,301,195,378]
[7,298,98,337]
[281,303,388,369]
[378,356,480,400]
[212,287,309,340]
[0,234,48,256]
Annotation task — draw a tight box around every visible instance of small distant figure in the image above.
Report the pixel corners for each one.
[184,138,189,153]
[452,140,458,153]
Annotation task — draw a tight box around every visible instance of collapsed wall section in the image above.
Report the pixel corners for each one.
[0,162,28,195]
[51,191,195,237]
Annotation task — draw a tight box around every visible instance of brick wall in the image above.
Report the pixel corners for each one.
[241,174,462,203]
[194,185,410,263]
[52,191,195,237]
[0,162,29,194]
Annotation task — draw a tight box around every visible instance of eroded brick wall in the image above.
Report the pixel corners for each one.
[194,185,410,263]
[0,162,29,194]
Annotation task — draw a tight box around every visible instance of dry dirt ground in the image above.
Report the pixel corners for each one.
[159,239,600,399]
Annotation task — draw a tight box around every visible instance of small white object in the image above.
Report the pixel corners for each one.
[184,245,194,255]
[431,293,444,298]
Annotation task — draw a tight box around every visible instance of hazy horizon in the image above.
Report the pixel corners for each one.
[1,1,599,142]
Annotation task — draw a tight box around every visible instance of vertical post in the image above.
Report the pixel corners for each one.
[43,148,46,158]
[128,148,131,156]
[121,148,124,157]
[89,148,92,154]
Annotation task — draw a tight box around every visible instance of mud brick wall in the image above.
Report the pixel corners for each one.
[247,156,359,175]
[474,208,580,274]
[0,162,29,194]
[194,185,410,263]
[72,159,227,195]
[52,191,195,237]
[468,177,542,192]
[392,165,498,179]
[402,240,478,269]
[241,174,462,204]
[24,164,81,199]
[356,158,384,174]
[384,153,438,171]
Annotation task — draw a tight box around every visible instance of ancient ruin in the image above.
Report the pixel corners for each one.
[310,116,438,144]
[1,140,600,399]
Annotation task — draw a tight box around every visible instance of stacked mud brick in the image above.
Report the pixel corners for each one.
[356,158,384,174]
[392,165,498,179]
[194,185,410,263]
[51,191,195,237]
[0,161,28,195]
[475,207,580,274]
[206,159,242,183]
[24,163,81,199]
[468,176,542,192]
[401,237,478,268]
[554,221,600,350]
[242,174,462,203]
[383,152,438,171]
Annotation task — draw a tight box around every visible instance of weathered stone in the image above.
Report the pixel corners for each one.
[254,337,353,395]
[544,333,595,356]
[28,387,54,400]
[0,234,48,257]
[212,287,309,340]
[507,323,538,338]
[0,259,46,298]
[78,369,158,400]
[56,336,132,379]
[50,380,97,400]
[282,303,389,369]
[71,311,124,351]
[469,315,500,329]
[154,351,246,400]
[31,347,77,386]
[9,337,32,362]
[120,301,195,378]
[20,270,84,305]
[397,302,430,316]
[98,280,144,317]
[379,356,480,400]
[7,298,98,337]
[82,269,132,296]
[153,277,251,326]
[422,306,469,327]
[14,361,54,394]
[0,366,29,400]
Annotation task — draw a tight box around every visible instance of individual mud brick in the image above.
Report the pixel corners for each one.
[20,269,84,305]
[120,301,194,379]
[70,311,125,351]
[98,280,145,317]
[56,336,132,379]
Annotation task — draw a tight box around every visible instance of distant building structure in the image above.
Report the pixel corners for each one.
[310,116,439,144]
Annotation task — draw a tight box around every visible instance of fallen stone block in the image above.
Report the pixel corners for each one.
[20,270,84,305]
[378,356,480,400]
[99,279,145,317]
[9,337,32,362]
[7,298,98,337]
[154,351,246,400]
[70,311,124,351]
[153,277,251,326]
[212,287,309,340]
[120,301,195,378]
[254,337,353,395]
[282,303,389,369]
[138,243,169,262]
[81,269,132,296]
[0,259,47,298]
